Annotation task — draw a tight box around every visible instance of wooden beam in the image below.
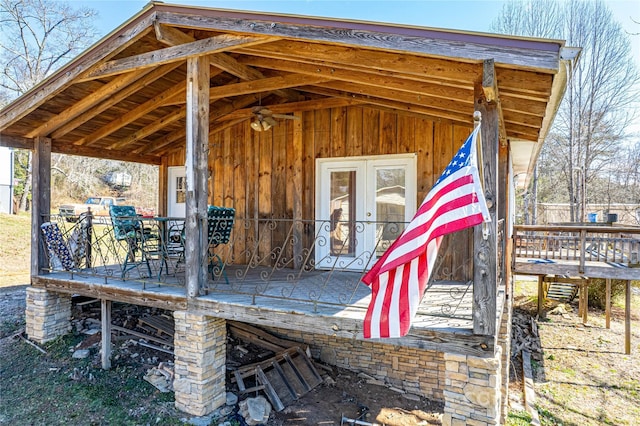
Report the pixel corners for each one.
[156,10,561,71]
[625,280,631,355]
[239,55,474,102]
[316,80,473,115]
[208,73,330,100]
[101,299,112,370]
[107,106,186,150]
[51,62,183,139]
[605,278,611,329]
[482,59,508,147]
[473,85,499,336]
[31,137,51,277]
[158,157,169,217]
[52,140,162,165]
[300,86,471,125]
[86,34,274,79]
[217,97,363,121]
[0,134,33,150]
[513,262,639,281]
[0,13,155,130]
[154,23,297,100]
[537,275,545,317]
[184,55,210,298]
[27,69,155,138]
[75,82,187,147]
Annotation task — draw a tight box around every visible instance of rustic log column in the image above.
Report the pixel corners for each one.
[158,156,169,216]
[473,61,499,336]
[184,55,210,298]
[537,275,545,316]
[101,299,112,369]
[605,278,611,329]
[31,136,51,277]
[625,280,631,355]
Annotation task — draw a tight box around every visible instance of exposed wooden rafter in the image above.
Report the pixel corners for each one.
[154,23,299,101]
[482,59,508,146]
[86,34,277,80]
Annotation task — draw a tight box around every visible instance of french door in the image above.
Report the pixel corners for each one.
[168,166,186,217]
[315,154,416,270]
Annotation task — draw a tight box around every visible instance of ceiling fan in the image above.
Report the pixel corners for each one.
[250,106,298,131]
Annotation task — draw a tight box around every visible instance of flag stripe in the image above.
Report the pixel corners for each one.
[362,126,489,339]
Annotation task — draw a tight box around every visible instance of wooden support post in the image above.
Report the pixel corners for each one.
[537,275,545,317]
[625,280,631,355]
[582,280,588,324]
[101,299,112,369]
[579,228,586,274]
[31,137,51,277]
[184,55,210,298]
[473,66,499,336]
[605,278,611,329]
[158,156,169,217]
[292,112,304,270]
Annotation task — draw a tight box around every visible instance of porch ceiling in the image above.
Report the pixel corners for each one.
[0,2,569,176]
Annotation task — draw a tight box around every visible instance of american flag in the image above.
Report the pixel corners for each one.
[362,126,490,338]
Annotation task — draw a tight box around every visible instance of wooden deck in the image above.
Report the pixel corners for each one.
[513,224,640,280]
[32,265,495,356]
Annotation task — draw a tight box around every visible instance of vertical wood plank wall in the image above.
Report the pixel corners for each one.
[166,106,474,278]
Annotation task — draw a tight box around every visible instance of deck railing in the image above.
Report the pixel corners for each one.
[513,224,640,272]
[37,214,479,323]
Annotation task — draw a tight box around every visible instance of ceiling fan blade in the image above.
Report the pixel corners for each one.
[271,113,300,120]
[264,116,277,126]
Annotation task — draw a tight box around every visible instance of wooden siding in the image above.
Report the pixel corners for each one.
[168,105,474,279]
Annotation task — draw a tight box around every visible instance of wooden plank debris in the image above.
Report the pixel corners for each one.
[522,351,541,426]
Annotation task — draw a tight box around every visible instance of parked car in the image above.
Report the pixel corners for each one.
[58,196,126,223]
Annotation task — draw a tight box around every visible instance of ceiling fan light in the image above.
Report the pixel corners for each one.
[251,120,263,131]
[261,120,272,131]
[264,116,277,126]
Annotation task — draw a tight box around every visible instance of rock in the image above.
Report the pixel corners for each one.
[402,393,421,401]
[226,391,238,406]
[72,349,90,359]
[324,376,336,386]
[239,396,271,426]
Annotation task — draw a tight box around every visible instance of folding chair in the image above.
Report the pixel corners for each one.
[109,205,157,279]
[207,206,235,283]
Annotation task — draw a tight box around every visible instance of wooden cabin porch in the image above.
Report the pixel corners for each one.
[34,214,495,355]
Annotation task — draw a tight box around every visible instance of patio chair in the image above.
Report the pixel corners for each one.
[207,206,235,283]
[41,222,75,271]
[109,205,157,279]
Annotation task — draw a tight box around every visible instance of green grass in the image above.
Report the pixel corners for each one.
[0,333,186,425]
[0,212,31,287]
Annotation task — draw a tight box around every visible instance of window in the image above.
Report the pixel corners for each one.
[315,154,416,270]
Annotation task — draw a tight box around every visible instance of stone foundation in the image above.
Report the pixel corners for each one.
[442,347,502,426]
[173,312,226,416]
[497,292,513,423]
[25,287,72,343]
[266,326,445,400]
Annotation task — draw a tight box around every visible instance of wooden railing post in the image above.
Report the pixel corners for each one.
[473,65,499,336]
[31,136,51,277]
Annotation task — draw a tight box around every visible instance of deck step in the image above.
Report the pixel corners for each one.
[546,282,578,302]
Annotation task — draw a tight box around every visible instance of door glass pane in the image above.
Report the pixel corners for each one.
[176,176,186,203]
[376,168,406,257]
[330,171,356,256]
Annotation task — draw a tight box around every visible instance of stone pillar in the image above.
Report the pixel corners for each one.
[497,294,513,423]
[173,311,226,416]
[442,347,502,426]
[25,287,72,343]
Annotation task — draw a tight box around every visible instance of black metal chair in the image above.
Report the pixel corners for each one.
[207,206,235,283]
[109,205,157,279]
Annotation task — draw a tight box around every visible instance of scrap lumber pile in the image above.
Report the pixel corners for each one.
[228,321,323,412]
[511,310,543,361]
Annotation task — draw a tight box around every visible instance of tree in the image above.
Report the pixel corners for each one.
[0,0,98,210]
[492,0,640,223]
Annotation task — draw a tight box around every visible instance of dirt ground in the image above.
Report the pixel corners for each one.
[0,284,444,425]
[509,282,640,426]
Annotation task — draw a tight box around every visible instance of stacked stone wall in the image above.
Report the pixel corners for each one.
[173,312,227,416]
[266,326,446,401]
[25,287,72,343]
[442,347,502,426]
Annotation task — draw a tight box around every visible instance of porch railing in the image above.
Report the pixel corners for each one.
[38,215,486,323]
[513,224,640,272]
